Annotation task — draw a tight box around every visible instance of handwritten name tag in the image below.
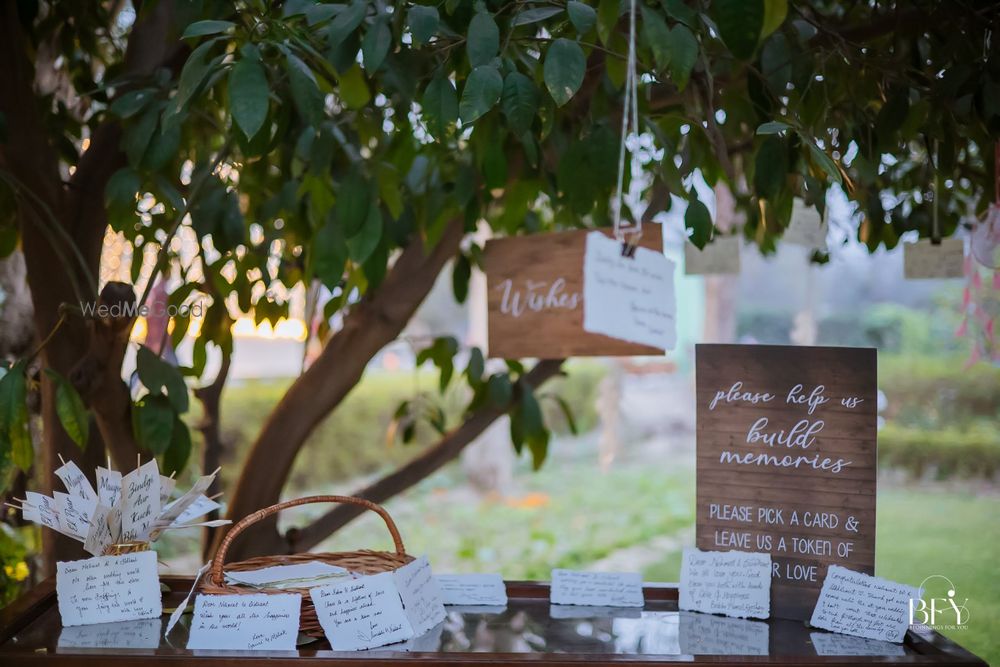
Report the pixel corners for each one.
[120,460,160,542]
[187,593,301,651]
[550,569,644,607]
[679,548,771,619]
[56,551,161,626]
[678,611,769,655]
[96,467,122,507]
[394,556,446,636]
[582,232,676,350]
[435,573,507,606]
[314,572,414,651]
[784,199,828,250]
[810,565,918,643]
[55,460,98,504]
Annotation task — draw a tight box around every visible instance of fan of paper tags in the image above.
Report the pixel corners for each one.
[7,456,230,556]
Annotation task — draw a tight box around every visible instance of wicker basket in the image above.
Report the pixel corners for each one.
[200,495,413,637]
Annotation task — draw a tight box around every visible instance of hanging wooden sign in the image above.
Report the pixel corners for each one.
[695,344,877,621]
[484,224,664,358]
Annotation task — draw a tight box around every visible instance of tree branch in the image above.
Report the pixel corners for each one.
[285,359,566,553]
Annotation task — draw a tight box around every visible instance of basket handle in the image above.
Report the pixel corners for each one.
[211,495,405,584]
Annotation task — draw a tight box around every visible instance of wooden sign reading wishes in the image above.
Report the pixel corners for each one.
[695,344,877,621]
[483,224,663,358]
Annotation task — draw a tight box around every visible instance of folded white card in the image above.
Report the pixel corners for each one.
[224,561,351,588]
[393,556,446,636]
[56,551,162,626]
[187,593,301,651]
[679,548,771,619]
[550,569,644,607]
[679,611,769,655]
[313,572,414,651]
[583,232,676,350]
[810,565,918,643]
[435,574,507,606]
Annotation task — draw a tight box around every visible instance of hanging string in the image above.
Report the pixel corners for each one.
[932,139,941,245]
[611,0,642,255]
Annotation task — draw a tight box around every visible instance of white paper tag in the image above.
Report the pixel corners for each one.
[187,592,301,651]
[83,503,114,556]
[678,611,770,655]
[903,238,965,279]
[550,569,644,607]
[810,631,906,656]
[158,475,176,507]
[155,474,215,527]
[58,618,161,649]
[56,551,162,626]
[393,556,446,636]
[224,561,351,588]
[55,460,98,504]
[684,237,741,275]
[784,199,828,250]
[435,573,507,606]
[679,548,771,619]
[582,232,676,350]
[53,492,95,541]
[165,562,210,636]
[96,467,122,508]
[810,565,918,643]
[120,460,161,542]
[169,494,220,526]
[313,572,414,651]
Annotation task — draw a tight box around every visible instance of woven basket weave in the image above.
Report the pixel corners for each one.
[200,495,413,637]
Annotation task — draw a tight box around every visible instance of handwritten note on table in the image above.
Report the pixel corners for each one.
[679,548,771,619]
[809,565,918,643]
[58,618,161,649]
[550,569,644,607]
[56,551,161,626]
[678,611,770,655]
[810,631,906,656]
[582,232,676,350]
[394,556,446,636]
[187,593,301,651]
[314,572,414,651]
[435,574,507,606]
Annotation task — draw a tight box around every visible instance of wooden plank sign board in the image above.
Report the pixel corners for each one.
[695,344,877,621]
[483,224,664,358]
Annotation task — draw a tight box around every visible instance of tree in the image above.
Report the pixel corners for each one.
[1,0,997,565]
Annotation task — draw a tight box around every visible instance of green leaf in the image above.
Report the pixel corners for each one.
[286,53,325,126]
[756,120,791,134]
[105,164,139,228]
[567,1,597,34]
[452,251,471,303]
[640,6,672,71]
[552,395,578,435]
[459,65,503,123]
[661,0,698,26]
[0,363,31,471]
[110,89,155,119]
[501,72,539,134]
[335,170,371,235]
[667,25,698,91]
[162,417,192,477]
[806,141,843,185]
[170,38,220,116]
[465,347,485,385]
[511,7,562,26]
[421,75,458,140]
[487,373,513,407]
[347,205,382,263]
[44,370,89,449]
[761,0,788,38]
[182,19,235,39]
[132,394,174,456]
[328,0,367,46]
[543,38,586,106]
[228,57,269,140]
[711,0,764,60]
[520,384,544,436]
[338,64,371,108]
[685,194,713,249]
[408,5,439,44]
[124,105,159,168]
[467,11,499,67]
[313,215,348,288]
[362,18,392,72]
[596,0,621,45]
[753,136,788,199]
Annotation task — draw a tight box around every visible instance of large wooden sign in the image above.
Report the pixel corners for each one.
[483,224,663,358]
[695,344,877,621]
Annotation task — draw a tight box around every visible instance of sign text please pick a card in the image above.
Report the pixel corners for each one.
[484,224,665,358]
[56,551,162,626]
[695,344,877,621]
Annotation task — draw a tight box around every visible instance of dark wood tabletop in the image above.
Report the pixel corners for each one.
[0,577,987,666]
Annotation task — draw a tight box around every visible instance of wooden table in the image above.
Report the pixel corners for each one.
[0,578,986,665]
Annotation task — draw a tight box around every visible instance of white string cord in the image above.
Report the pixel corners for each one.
[611,0,641,247]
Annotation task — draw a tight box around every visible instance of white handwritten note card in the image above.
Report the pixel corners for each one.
[550,569,644,607]
[314,572,414,651]
[678,611,770,655]
[393,556,446,636]
[56,551,162,627]
[684,237,741,275]
[810,565,918,643]
[583,232,676,350]
[435,574,508,606]
[903,238,965,279]
[679,548,771,619]
[187,593,301,651]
